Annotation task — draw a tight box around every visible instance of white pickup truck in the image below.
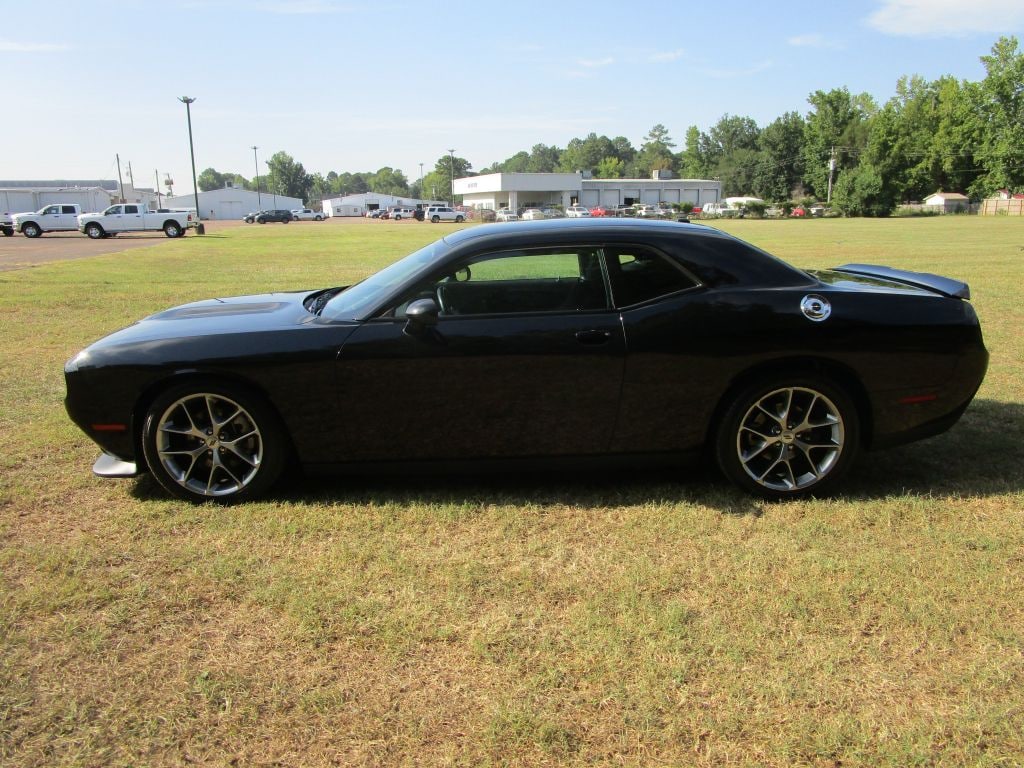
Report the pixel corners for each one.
[12,203,83,237]
[1,212,13,237]
[290,208,325,221]
[78,204,198,239]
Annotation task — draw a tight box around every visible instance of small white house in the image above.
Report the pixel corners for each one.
[923,191,969,213]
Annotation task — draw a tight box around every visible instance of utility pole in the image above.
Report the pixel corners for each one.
[447,148,456,205]
[826,146,837,204]
[155,169,162,208]
[115,153,125,203]
[251,145,262,209]
[178,96,205,234]
[126,161,134,190]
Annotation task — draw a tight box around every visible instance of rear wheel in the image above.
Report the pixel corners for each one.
[455,215,464,223]
[22,222,42,238]
[141,380,288,503]
[431,215,440,223]
[257,218,266,224]
[715,375,859,499]
[84,223,104,239]
[163,221,181,238]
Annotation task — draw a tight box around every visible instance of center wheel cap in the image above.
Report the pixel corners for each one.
[780,431,796,444]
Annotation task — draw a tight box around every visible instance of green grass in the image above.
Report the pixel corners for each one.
[2,217,1023,766]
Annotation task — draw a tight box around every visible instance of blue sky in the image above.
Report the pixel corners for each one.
[2,0,1023,198]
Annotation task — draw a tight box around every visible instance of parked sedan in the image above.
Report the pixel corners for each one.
[64,219,987,504]
[496,209,519,222]
[252,210,293,224]
[566,205,592,218]
[521,208,546,220]
[589,206,610,217]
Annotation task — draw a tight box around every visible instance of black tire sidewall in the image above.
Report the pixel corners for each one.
[141,379,289,503]
[715,375,860,500]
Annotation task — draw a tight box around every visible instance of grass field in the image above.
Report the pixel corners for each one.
[1,217,1022,766]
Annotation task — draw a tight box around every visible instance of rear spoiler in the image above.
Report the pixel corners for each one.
[834,263,971,300]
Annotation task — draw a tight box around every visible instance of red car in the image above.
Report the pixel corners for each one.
[589,206,609,217]
[791,207,807,217]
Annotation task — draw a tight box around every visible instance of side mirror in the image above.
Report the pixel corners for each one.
[404,298,439,330]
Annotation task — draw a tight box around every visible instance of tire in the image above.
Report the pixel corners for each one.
[163,221,181,238]
[22,222,42,238]
[283,217,290,223]
[315,215,322,221]
[1,226,12,237]
[84,223,104,239]
[714,375,860,500]
[393,215,402,221]
[141,379,289,503]
[257,218,266,224]
[455,215,464,223]
[431,215,440,223]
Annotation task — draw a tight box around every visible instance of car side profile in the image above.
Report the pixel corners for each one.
[254,210,293,224]
[64,219,987,504]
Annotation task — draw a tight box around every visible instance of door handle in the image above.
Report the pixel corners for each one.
[575,329,612,345]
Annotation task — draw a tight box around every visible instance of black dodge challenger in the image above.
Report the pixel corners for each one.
[64,219,988,503]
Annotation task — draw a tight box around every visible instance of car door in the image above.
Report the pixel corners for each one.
[59,205,79,230]
[121,204,143,231]
[39,205,60,230]
[102,205,125,232]
[332,246,625,462]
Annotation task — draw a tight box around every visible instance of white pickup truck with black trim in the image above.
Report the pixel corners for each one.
[12,203,83,237]
[77,204,198,238]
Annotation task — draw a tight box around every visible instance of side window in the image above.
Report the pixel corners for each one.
[124,205,139,214]
[604,246,699,307]
[105,206,121,215]
[399,248,608,317]
[43,205,59,215]
[62,206,77,214]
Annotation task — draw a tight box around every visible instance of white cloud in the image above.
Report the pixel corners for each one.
[577,57,614,68]
[867,0,1024,37]
[0,40,69,52]
[787,34,844,50]
[649,49,684,63]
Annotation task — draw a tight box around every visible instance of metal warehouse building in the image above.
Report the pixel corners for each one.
[453,172,721,211]
[163,185,302,221]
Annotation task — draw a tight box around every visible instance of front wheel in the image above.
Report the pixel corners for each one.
[163,221,181,238]
[84,223,104,239]
[714,376,860,499]
[315,215,323,221]
[141,380,289,503]
[431,215,440,223]
[22,222,42,238]
[455,215,464,223]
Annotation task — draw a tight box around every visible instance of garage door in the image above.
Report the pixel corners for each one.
[642,189,660,204]
[580,189,600,207]
[220,201,245,220]
[662,189,680,203]
[600,189,619,207]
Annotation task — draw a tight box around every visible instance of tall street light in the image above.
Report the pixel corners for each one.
[447,148,456,205]
[178,96,205,234]
[251,145,262,209]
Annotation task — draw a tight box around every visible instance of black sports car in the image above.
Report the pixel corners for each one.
[64,219,988,503]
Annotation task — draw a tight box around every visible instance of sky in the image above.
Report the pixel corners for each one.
[2,0,1023,199]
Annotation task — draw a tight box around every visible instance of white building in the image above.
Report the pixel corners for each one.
[453,172,721,211]
[0,180,159,215]
[163,185,302,221]
[923,191,970,213]
[322,192,446,217]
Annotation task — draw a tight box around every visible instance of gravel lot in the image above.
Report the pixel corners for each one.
[0,220,246,272]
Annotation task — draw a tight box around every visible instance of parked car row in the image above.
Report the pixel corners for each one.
[366,206,468,223]
[1,203,198,238]
[493,204,689,222]
[242,208,326,223]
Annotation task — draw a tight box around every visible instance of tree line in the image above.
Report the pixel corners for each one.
[198,36,1023,216]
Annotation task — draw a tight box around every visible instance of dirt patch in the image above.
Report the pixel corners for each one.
[0,220,246,272]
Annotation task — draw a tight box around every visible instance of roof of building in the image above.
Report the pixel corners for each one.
[928,191,969,200]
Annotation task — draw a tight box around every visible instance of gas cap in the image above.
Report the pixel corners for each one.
[800,294,831,322]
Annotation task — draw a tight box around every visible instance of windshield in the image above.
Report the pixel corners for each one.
[320,239,449,321]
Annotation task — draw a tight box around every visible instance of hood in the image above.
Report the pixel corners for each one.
[84,291,319,351]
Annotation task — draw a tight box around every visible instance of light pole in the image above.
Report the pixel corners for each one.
[251,145,262,209]
[447,148,456,205]
[178,96,205,234]
[419,162,424,198]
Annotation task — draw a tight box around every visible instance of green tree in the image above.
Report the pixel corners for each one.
[678,126,712,178]
[526,144,561,172]
[197,167,225,192]
[802,88,875,199]
[755,111,806,200]
[368,167,410,196]
[595,157,625,178]
[265,151,312,202]
[636,124,676,174]
[832,162,888,216]
[970,35,1024,196]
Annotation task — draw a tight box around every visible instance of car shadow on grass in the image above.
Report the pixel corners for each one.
[128,398,1022,513]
